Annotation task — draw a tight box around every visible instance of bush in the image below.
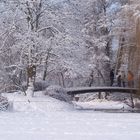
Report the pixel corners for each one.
[45,85,72,102]
[34,81,49,91]
[22,81,49,92]
[0,96,9,111]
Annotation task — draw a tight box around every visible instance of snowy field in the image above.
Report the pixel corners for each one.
[1,92,140,140]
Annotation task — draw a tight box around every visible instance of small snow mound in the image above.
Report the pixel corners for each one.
[133,98,140,109]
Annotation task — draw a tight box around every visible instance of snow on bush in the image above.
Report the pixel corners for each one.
[45,85,72,103]
[22,81,49,92]
[0,96,9,111]
[34,81,49,91]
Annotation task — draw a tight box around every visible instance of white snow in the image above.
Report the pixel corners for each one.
[0,92,140,140]
[74,99,130,110]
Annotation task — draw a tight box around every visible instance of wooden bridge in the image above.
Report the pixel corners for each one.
[66,87,139,95]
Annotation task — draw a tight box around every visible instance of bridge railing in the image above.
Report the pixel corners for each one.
[66,86,139,95]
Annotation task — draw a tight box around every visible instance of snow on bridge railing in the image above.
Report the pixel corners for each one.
[66,86,139,95]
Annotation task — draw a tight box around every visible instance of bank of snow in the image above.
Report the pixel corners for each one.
[74,99,131,111]
[3,91,135,112]
[3,91,74,112]
[1,91,140,140]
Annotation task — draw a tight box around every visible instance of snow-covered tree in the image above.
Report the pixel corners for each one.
[1,0,138,95]
[82,0,116,86]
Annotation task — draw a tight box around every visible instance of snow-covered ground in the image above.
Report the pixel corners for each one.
[1,92,140,140]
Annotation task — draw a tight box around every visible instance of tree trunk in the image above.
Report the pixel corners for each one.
[60,72,65,88]
[26,78,34,97]
[43,70,47,81]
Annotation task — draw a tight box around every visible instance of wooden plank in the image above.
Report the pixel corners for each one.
[66,87,138,95]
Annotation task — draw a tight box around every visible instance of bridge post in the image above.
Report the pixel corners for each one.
[130,91,135,108]
[98,92,101,99]
[70,94,75,101]
[105,92,109,99]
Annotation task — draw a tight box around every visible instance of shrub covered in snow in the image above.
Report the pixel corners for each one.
[22,81,49,92]
[0,96,9,111]
[45,85,72,103]
[34,81,49,91]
